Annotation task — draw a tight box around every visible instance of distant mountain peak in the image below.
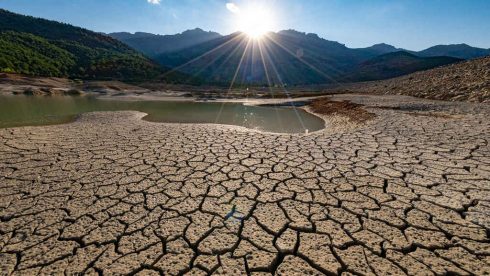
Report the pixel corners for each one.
[278,29,326,40]
[359,43,406,55]
[134,31,154,36]
[430,43,473,48]
[419,43,490,59]
[181,28,205,34]
[369,43,397,50]
[181,28,220,36]
[276,29,347,49]
[109,28,222,57]
[278,29,305,36]
[185,27,204,32]
[109,32,154,40]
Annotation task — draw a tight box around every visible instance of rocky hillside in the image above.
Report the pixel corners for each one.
[333,56,490,103]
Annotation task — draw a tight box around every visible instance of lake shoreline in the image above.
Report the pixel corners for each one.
[0,93,326,133]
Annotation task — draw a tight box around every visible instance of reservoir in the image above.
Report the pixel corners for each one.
[0,95,325,133]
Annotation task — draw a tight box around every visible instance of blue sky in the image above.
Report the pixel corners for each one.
[1,0,489,51]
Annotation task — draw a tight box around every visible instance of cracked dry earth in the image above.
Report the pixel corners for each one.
[1,94,490,276]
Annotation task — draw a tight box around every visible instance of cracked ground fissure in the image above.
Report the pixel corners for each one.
[0,94,489,275]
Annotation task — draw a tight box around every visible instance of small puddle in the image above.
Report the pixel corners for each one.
[0,95,325,133]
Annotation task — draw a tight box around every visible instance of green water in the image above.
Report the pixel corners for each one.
[0,95,325,133]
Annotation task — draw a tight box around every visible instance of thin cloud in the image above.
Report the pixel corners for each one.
[147,0,161,4]
[226,3,240,14]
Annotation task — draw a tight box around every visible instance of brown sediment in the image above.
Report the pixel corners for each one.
[309,97,376,123]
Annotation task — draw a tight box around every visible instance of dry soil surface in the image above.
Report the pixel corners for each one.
[0,94,489,275]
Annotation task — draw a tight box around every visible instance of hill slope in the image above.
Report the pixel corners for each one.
[333,56,490,102]
[109,29,222,57]
[418,44,490,60]
[356,43,411,56]
[0,9,166,81]
[345,51,462,81]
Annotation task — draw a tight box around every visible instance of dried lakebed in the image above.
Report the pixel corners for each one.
[0,94,489,275]
[0,95,325,134]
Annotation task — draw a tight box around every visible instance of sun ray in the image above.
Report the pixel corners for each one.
[208,35,251,83]
[257,40,273,89]
[214,37,253,124]
[257,38,308,131]
[264,33,346,86]
[267,33,348,78]
[258,39,284,130]
[160,34,245,79]
[181,34,249,84]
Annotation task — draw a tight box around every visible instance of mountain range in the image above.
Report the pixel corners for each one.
[109,29,221,57]
[109,28,488,85]
[417,44,490,60]
[110,29,490,61]
[1,8,489,85]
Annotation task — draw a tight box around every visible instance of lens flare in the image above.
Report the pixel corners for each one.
[234,3,276,39]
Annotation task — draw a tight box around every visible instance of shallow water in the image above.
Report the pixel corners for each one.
[0,95,325,133]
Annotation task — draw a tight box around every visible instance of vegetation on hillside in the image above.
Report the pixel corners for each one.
[0,31,75,76]
[0,9,178,82]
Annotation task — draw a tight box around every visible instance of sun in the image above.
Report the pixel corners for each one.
[233,3,276,39]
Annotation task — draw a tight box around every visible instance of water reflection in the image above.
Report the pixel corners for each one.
[0,95,325,133]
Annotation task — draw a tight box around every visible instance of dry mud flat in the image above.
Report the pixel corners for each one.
[0,94,489,275]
